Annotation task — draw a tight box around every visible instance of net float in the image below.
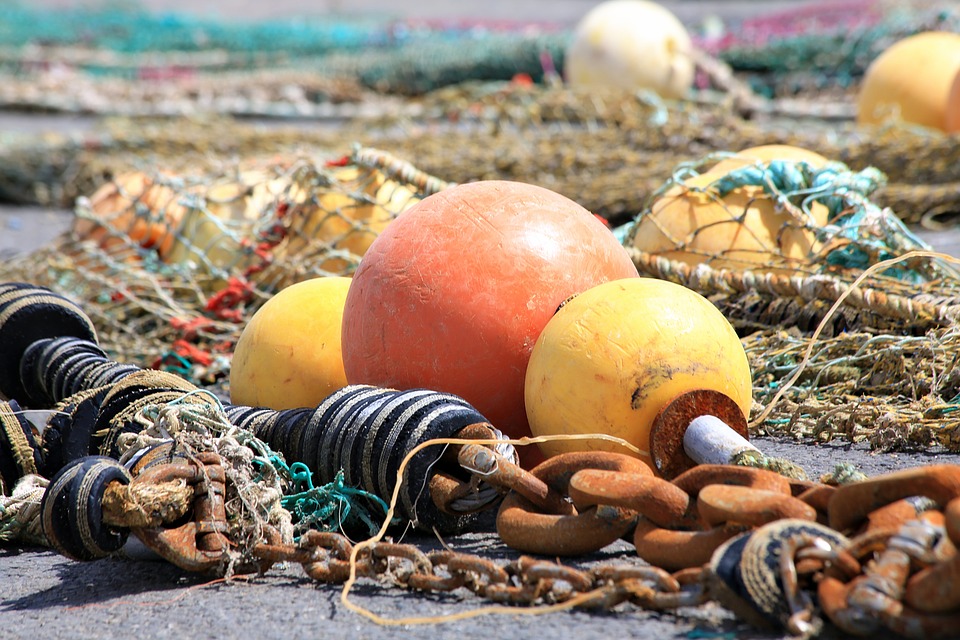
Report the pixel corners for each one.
[340,179,639,468]
[629,145,832,274]
[230,276,351,411]
[564,0,694,100]
[524,277,757,476]
[857,31,960,133]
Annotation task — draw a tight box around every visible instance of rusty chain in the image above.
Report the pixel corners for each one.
[102,443,960,637]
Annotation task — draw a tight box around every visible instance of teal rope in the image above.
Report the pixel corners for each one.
[277,461,393,539]
[630,155,952,283]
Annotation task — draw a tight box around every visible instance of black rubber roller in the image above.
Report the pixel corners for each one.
[41,386,110,477]
[41,456,132,560]
[0,399,43,495]
[19,337,110,408]
[0,284,99,405]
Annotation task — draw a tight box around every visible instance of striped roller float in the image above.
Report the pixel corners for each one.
[226,384,517,534]
[0,283,99,406]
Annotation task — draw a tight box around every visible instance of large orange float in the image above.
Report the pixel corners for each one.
[340,180,639,466]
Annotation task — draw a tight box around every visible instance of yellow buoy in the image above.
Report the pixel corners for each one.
[229,276,351,410]
[564,0,694,100]
[631,145,831,273]
[857,31,960,133]
[524,278,752,466]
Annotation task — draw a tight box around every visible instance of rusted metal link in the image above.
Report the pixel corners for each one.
[299,530,377,583]
[828,465,960,533]
[697,484,817,528]
[458,443,573,515]
[671,464,793,497]
[903,497,960,613]
[592,564,680,593]
[819,519,943,636]
[430,424,509,515]
[567,468,692,529]
[496,452,647,556]
[633,519,746,571]
[132,452,232,573]
[420,550,510,593]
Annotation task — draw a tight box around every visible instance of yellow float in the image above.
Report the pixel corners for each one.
[564,0,694,100]
[162,169,286,275]
[630,144,831,273]
[857,31,960,133]
[524,278,752,468]
[229,276,351,410]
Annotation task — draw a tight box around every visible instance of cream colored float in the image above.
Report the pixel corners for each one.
[857,31,960,133]
[229,276,351,410]
[564,0,694,99]
[524,278,753,470]
[630,144,832,274]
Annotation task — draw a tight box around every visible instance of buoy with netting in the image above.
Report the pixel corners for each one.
[340,180,639,467]
[629,144,832,274]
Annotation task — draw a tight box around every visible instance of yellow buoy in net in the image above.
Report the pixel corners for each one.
[857,31,960,133]
[564,0,694,100]
[230,276,351,410]
[162,169,286,275]
[524,278,752,467]
[630,145,831,273]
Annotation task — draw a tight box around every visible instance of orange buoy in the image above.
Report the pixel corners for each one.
[230,276,351,410]
[857,31,960,133]
[73,171,186,256]
[524,278,752,466]
[340,180,639,465]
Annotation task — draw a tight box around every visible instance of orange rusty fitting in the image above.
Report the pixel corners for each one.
[828,465,960,533]
[649,389,754,479]
[817,575,882,636]
[634,518,745,571]
[567,468,692,529]
[697,485,817,528]
[132,452,232,572]
[864,496,938,534]
[496,451,648,556]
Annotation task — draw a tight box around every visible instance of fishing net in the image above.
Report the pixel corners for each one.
[0,147,439,379]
